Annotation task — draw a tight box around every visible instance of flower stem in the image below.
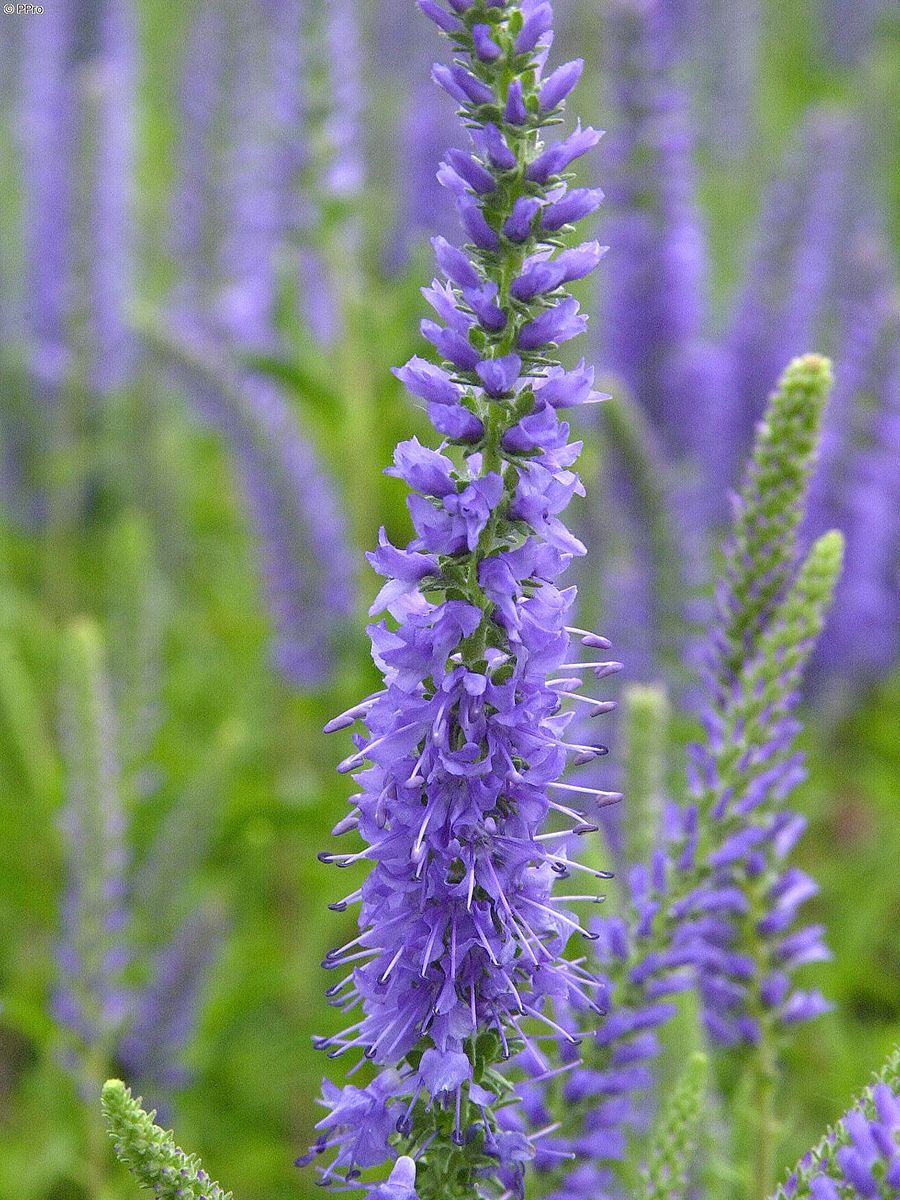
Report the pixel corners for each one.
[750,1038,778,1200]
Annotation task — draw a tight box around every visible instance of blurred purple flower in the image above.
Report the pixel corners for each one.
[323,0,366,203]
[726,110,856,472]
[53,624,132,1079]
[90,0,139,395]
[820,0,893,64]
[170,0,228,308]
[600,0,710,453]
[120,905,226,1092]
[18,0,75,391]
[160,316,356,687]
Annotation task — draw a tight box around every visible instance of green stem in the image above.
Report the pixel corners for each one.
[751,1040,778,1200]
[85,1046,112,1193]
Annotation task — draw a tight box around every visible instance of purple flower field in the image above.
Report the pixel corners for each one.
[0,3,897,1200]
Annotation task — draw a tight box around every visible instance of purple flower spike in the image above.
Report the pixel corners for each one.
[305,5,612,1196]
[119,906,226,1092]
[91,0,139,396]
[165,317,355,686]
[54,622,132,1083]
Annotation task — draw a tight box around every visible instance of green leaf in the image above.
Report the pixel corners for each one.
[0,634,57,805]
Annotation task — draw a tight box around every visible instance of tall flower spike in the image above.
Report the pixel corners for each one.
[322,0,366,204]
[304,4,611,1197]
[775,1047,900,1200]
[592,0,714,679]
[694,0,760,160]
[102,1080,234,1200]
[690,526,843,1049]
[215,0,286,350]
[53,620,131,1084]
[169,0,228,310]
[689,357,840,1054]
[708,354,831,705]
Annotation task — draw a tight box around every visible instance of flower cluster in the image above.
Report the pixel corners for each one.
[304,3,615,1197]
[687,528,842,1046]
[592,0,723,681]
[501,848,701,1200]
[777,1049,900,1200]
[803,1087,900,1199]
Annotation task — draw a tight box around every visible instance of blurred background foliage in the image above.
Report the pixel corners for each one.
[0,2,898,1199]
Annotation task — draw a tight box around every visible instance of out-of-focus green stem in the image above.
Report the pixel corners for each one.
[750,1039,778,1200]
